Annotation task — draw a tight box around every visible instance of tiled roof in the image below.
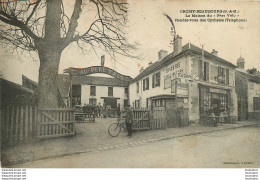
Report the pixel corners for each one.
[236,71,260,84]
[132,43,237,83]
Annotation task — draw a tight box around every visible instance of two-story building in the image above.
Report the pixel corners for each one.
[59,66,131,109]
[129,36,238,125]
[235,58,260,120]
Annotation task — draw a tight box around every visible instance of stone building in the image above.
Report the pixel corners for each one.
[59,66,131,109]
[235,56,260,120]
[129,36,238,125]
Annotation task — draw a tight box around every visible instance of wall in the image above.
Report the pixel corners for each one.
[81,85,127,107]
[129,52,238,121]
[129,55,188,108]
[248,82,260,112]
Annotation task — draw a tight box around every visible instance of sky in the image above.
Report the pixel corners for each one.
[0,0,260,84]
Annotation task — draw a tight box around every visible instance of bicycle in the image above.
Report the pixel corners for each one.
[108,117,126,137]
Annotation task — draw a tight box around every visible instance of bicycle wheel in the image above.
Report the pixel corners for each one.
[108,123,121,137]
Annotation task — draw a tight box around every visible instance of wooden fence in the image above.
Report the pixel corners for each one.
[131,108,167,130]
[1,105,75,145]
[37,108,75,139]
[150,107,167,129]
[132,109,150,130]
[1,105,38,145]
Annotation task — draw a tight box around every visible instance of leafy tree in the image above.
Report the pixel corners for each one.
[0,0,136,108]
[247,68,259,75]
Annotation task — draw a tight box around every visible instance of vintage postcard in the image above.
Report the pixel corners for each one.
[0,0,260,173]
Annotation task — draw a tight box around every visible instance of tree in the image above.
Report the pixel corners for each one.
[247,68,259,75]
[0,0,136,108]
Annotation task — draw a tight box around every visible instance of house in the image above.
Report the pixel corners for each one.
[0,78,34,107]
[235,57,260,120]
[129,35,238,125]
[60,66,132,108]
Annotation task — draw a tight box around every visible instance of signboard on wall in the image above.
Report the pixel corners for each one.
[64,66,132,82]
[171,79,188,96]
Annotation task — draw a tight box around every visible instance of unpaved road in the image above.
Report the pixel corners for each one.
[11,126,260,168]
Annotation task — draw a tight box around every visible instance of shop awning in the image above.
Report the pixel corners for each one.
[149,94,176,100]
[198,82,234,91]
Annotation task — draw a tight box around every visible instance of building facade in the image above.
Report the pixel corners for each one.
[58,66,131,109]
[235,70,260,120]
[129,36,238,124]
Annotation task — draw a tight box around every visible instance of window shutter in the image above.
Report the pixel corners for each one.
[152,75,155,88]
[205,62,209,81]
[147,77,149,90]
[198,59,203,80]
[226,69,229,85]
[143,79,145,91]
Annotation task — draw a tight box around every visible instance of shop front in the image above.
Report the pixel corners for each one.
[199,84,231,118]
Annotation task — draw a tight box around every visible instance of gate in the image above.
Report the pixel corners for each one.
[151,107,167,129]
[132,109,150,130]
[37,108,75,139]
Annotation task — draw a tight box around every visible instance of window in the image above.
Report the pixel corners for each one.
[135,100,140,109]
[89,98,97,105]
[124,99,128,108]
[125,87,128,94]
[108,87,113,96]
[152,99,165,107]
[152,72,160,88]
[226,69,229,85]
[143,77,149,91]
[136,82,139,93]
[253,97,260,111]
[164,77,171,89]
[90,86,96,96]
[218,67,226,84]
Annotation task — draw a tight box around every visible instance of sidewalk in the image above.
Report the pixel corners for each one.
[1,118,259,167]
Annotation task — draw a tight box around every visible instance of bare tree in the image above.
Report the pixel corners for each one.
[0,0,137,108]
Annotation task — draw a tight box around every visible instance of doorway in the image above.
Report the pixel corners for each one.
[211,98,221,116]
[104,97,117,109]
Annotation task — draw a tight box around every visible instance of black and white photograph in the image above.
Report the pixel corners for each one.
[0,0,260,178]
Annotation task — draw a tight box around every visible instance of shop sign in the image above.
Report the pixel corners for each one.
[209,88,227,94]
[64,66,132,82]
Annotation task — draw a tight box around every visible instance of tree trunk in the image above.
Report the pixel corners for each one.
[37,0,63,108]
[37,48,61,108]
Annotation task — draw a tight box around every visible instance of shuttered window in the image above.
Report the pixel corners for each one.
[143,77,149,91]
[198,59,203,80]
[152,72,160,88]
[226,69,229,85]
[204,61,209,81]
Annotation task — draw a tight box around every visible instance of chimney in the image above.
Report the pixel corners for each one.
[211,49,218,56]
[148,61,153,66]
[158,50,168,61]
[174,35,182,54]
[140,67,144,73]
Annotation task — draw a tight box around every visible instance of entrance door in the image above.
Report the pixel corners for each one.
[212,98,221,116]
[104,97,117,109]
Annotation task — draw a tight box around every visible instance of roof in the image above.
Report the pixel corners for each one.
[236,71,260,84]
[1,78,34,94]
[132,43,237,83]
[22,75,38,91]
[71,75,129,87]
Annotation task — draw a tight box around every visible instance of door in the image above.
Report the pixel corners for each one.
[104,97,117,109]
[212,98,221,116]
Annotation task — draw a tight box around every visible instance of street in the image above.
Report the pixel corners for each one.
[11,126,260,168]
